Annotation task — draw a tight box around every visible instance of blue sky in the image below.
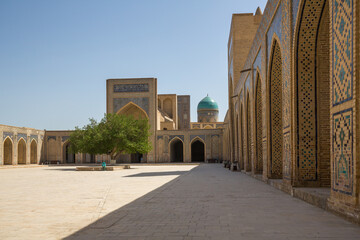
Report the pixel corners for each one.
[0,0,267,130]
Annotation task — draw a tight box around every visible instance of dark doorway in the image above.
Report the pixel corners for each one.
[191,140,205,162]
[170,139,183,162]
[131,153,143,163]
[65,144,75,163]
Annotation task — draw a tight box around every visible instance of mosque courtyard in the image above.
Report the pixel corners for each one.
[0,164,360,240]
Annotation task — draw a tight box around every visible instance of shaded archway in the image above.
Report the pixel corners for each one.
[246,95,251,172]
[3,138,13,165]
[191,140,205,162]
[255,73,263,173]
[163,98,173,118]
[30,140,37,164]
[170,138,183,162]
[269,39,283,179]
[63,142,75,163]
[295,0,330,186]
[117,102,148,120]
[235,114,240,163]
[17,138,26,164]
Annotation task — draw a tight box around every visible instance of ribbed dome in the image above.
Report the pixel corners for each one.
[197,95,219,111]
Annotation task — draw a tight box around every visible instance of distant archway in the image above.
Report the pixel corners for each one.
[4,138,13,165]
[63,142,75,163]
[17,138,26,164]
[191,139,205,162]
[30,140,37,164]
[170,138,183,162]
[240,104,245,170]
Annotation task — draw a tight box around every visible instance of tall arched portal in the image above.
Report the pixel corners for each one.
[64,142,75,163]
[170,139,183,162]
[255,74,263,173]
[30,140,37,164]
[191,140,205,162]
[18,139,26,164]
[4,138,13,165]
[295,0,330,186]
[269,39,283,179]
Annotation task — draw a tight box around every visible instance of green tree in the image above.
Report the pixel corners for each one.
[69,113,152,159]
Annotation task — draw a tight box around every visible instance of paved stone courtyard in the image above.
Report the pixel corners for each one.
[1,164,360,240]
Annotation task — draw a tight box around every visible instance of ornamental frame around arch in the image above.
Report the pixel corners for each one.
[116,101,149,119]
[266,34,284,179]
[3,136,14,165]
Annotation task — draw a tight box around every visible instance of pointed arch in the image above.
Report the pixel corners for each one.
[191,137,205,162]
[30,139,37,164]
[294,0,330,185]
[3,137,13,165]
[255,71,263,173]
[116,102,149,120]
[268,38,283,179]
[17,138,27,164]
[169,137,184,162]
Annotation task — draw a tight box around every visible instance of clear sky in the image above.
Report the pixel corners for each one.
[0,0,267,130]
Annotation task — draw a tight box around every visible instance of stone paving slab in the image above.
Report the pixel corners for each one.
[1,164,360,240]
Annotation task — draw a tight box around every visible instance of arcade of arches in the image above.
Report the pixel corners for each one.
[224,0,360,223]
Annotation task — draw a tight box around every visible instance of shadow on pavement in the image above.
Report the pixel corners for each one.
[124,171,189,177]
[64,165,198,239]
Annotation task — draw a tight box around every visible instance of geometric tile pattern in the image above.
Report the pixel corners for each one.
[17,133,27,142]
[281,0,291,129]
[267,4,282,59]
[30,135,38,143]
[255,75,263,172]
[283,132,291,180]
[269,41,283,178]
[332,0,353,106]
[3,132,14,141]
[292,0,301,31]
[332,109,353,195]
[296,0,327,181]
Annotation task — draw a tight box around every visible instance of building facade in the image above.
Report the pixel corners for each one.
[224,0,360,223]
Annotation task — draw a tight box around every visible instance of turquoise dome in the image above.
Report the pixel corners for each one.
[197,95,219,111]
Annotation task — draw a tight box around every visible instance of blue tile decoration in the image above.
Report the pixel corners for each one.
[169,135,184,142]
[114,83,149,93]
[3,132,14,141]
[332,108,353,195]
[190,135,205,142]
[61,136,70,142]
[267,3,282,59]
[113,97,150,116]
[47,136,56,141]
[30,135,38,142]
[292,0,300,31]
[332,0,353,106]
[17,133,27,142]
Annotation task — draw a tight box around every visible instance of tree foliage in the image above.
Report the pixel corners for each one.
[69,113,152,159]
